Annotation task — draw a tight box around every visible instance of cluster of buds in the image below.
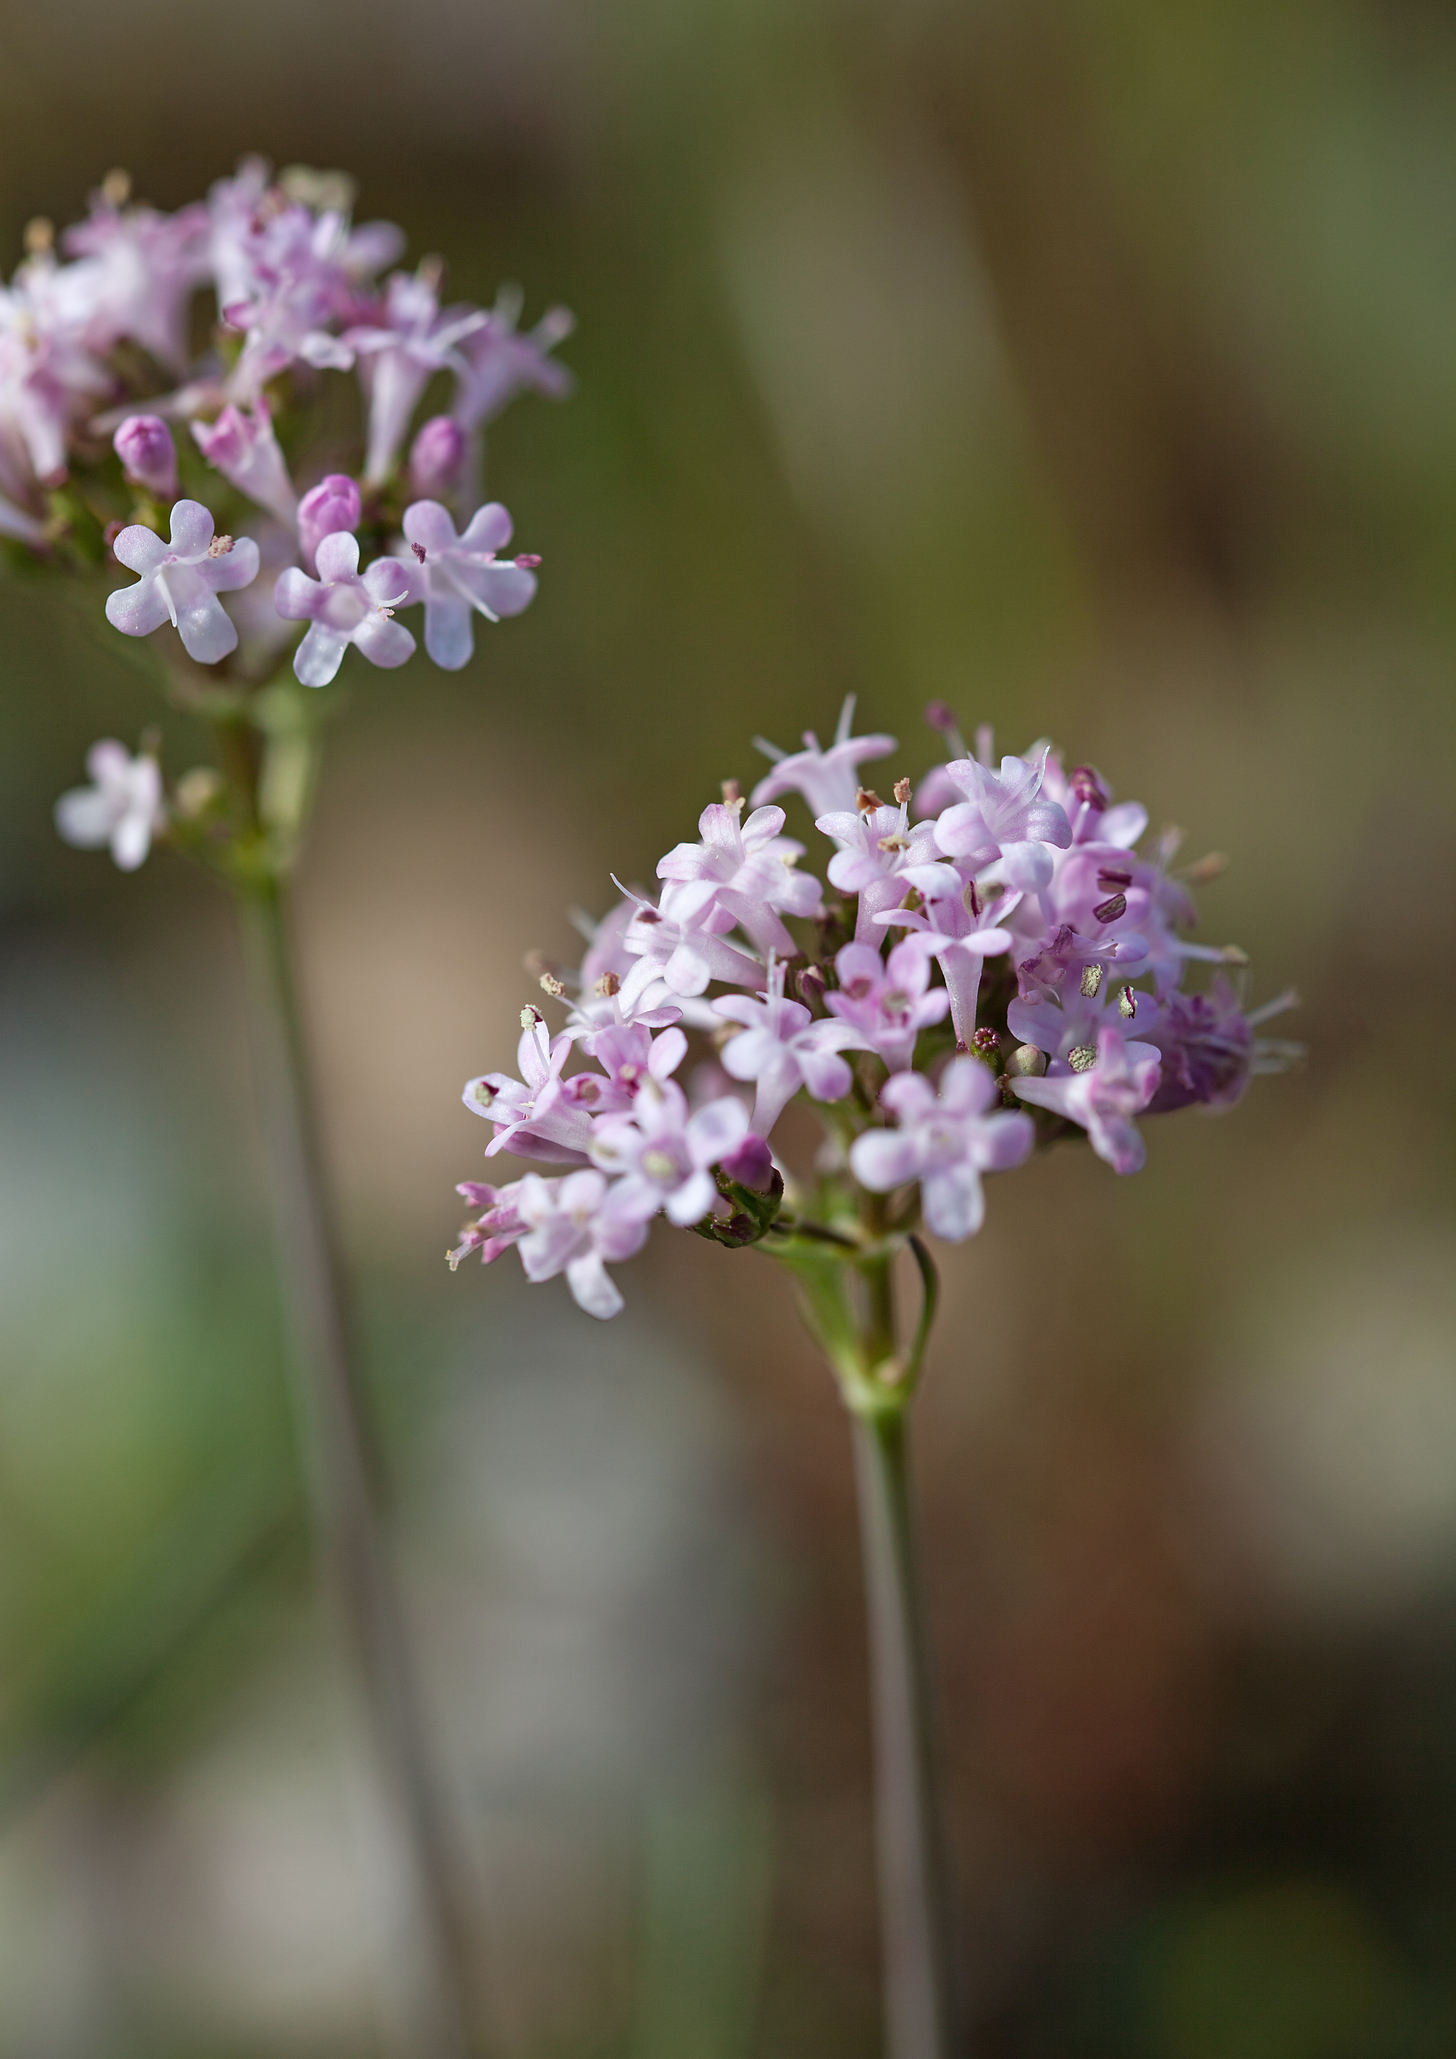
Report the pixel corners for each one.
[12,162,569,872]
[451,699,1301,1317]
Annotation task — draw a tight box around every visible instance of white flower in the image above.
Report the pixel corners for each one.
[54,740,163,870]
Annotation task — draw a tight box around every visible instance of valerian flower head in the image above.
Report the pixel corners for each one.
[399,500,537,670]
[55,739,164,870]
[273,531,416,686]
[105,498,261,665]
[453,709,1293,1318]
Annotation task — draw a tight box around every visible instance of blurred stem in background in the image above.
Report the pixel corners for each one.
[776,1232,957,2059]
[237,866,483,2058]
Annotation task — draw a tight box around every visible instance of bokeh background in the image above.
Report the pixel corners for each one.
[3,1,1456,2052]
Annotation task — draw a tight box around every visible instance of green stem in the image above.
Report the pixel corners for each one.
[237,875,481,2057]
[773,1235,958,2056]
[852,1405,958,2059]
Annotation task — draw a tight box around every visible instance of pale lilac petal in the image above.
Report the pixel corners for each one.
[167,499,216,555]
[798,1048,852,1102]
[362,555,414,605]
[974,1111,1035,1172]
[879,1072,937,1122]
[402,500,460,553]
[565,1252,624,1320]
[458,502,513,553]
[647,1027,688,1080]
[685,1096,750,1164]
[294,622,349,686]
[110,523,170,576]
[314,531,362,582]
[423,596,474,670]
[105,580,171,638]
[999,840,1055,891]
[111,809,153,871]
[936,1057,996,1118]
[274,567,320,620]
[921,1164,984,1241]
[850,1129,924,1192]
[174,587,239,664]
[351,613,416,668]
[1100,802,1147,847]
[54,787,116,847]
[718,1028,778,1080]
[206,535,261,592]
[665,1169,716,1228]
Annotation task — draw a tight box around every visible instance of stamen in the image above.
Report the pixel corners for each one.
[1092,892,1127,924]
[1117,984,1138,1018]
[1068,1045,1097,1072]
[515,553,542,568]
[1183,851,1228,884]
[1096,867,1132,890]
[721,777,743,809]
[101,168,132,208]
[893,777,912,806]
[1069,766,1107,811]
[207,534,235,557]
[594,972,621,998]
[520,1005,544,1029]
[23,217,54,256]
[1080,964,1104,997]
[539,973,566,998]
[962,880,981,919]
[411,542,427,563]
[856,787,885,813]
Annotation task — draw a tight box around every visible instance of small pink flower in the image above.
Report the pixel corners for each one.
[850,1059,1033,1240]
[273,531,416,687]
[105,499,261,665]
[54,740,163,871]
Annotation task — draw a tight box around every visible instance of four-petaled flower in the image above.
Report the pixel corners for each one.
[824,940,950,1073]
[850,1059,1034,1240]
[750,695,897,818]
[105,499,261,665]
[933,747,1072,889]
[400,500,537,670]
[713,963,866,1135]
[463,1013,596,1164]
[1011,1025,1162,1174]
[54,739,164,871]
[589,1077,751,1227]
[514,1169,652,1320]
[274,531,416,686]
[656,800,820,960]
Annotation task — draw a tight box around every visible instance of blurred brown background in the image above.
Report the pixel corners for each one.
[2,1,1455,2053]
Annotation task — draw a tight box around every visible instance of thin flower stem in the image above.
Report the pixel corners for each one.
[852,1401,958,2059]
[236,874,481,2058]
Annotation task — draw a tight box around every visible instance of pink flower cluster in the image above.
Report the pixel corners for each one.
[450,700,1300,1317]
[5,162,565,702]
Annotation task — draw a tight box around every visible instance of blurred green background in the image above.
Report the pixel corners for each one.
[3,0,1456,2052]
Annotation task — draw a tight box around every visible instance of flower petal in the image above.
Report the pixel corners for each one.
[294,622,349,687]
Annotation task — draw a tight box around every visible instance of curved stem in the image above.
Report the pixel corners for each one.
[237,875,481,2057]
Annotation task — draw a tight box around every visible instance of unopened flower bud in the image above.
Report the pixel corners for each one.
[1117,984,1138,1018]
[113,414,178,499]
[175,766,223,817]
[1092,892,1127,925]
[1009,1043,1047,1077]
[1069,765,1108,810]
[408,415,467,499]
[796,964,827,1010]
[297,473,361,575]
[1080,963,1104,998]
[1067,1045,1097,1072]
[721,1133,774,1192]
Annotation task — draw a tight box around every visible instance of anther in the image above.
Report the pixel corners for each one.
[1184,851,1229,884]
[594,972,620,998]
[411,542,427,563]
[515,553,542,568]
[1092,892,1127,925]
[1117,984,1138,1018]
[962,879,981,919]
[101,168,132,208]
[1220,944,1251,966]
[893,777,912,806]
[23,217,54,256]
[1096,867,1132,890]
[1080,963,1104,998]
[877,833,909,852]
[520,1005,544,1030]
[856,787,885,813]
[207,534,235,557]
[721,777,742,808]
[1068,1045,1097,1072]
[539,973,566,998]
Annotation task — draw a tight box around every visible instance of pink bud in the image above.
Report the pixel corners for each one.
[720,1134,774,1192]
[408,415,467,500]
[296,473,361,575]
[113,414,177,500]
